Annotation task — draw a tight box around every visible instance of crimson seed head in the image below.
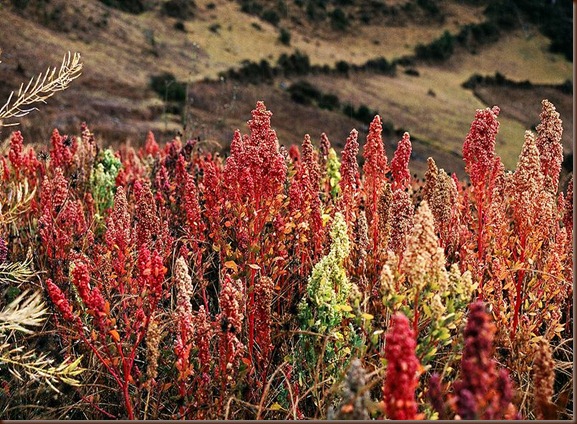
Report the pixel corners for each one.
[462,106,501,188]
[391,132,412,191]
[383,312,421,420]
[46,279,75,322]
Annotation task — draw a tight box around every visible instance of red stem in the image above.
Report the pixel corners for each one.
[511,235,527,340]
[413,288,420,335]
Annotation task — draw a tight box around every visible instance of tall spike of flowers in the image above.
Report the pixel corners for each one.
[362,116,388,275]
[71,259,106,327]
[423,158,460,254]
[339,129,360,223]
[90,148,121,215]
[388,189,414,255]
[401,201,447,332]
[104,187,132,282]
[254,276,274,363]
[326,147,341,199]
[462,106,504,292]
[454,301,494,418]
[301,134,323,256]
[142,130,160,158]
[39,168,89,264]
[462,106,501,189]
[383,312,421,420]
[217,274,246,391]
[535,99,563,194]
[362,115,387,226]
[174,256,195,385]
[49,128,76,170]
[452,301,516,420]
[510,131,545,234]
[8,131,25,176]
[390,132,412,191]
[133,179,171,257]
[296,212,354,408]
[302,135,320,184]
[145,313,162,387]
[304,212,351,311]
[245,101,287,201]
[45,278,76,323]
[176,155,205,265]
[319,132,331,180]
[403,201,447,288]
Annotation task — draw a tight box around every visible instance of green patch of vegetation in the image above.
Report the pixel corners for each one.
[150,72,186,102]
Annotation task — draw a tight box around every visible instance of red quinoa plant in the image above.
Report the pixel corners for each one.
[0,99,572,420]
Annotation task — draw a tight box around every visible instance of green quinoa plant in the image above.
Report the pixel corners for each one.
[89,148,122,218]
[294,212,364,417]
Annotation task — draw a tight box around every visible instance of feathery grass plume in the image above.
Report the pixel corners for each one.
[339,129,360,223]
[535,99,563,194]
[0,52,82,126]
[0,177,37,227]
[390,132,412,191]
[0,289,45,334]
[0,256,35,286]
[382,312,422,420]
[329,358,370,420]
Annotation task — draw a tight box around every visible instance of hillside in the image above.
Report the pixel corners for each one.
[0,0,572,178]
